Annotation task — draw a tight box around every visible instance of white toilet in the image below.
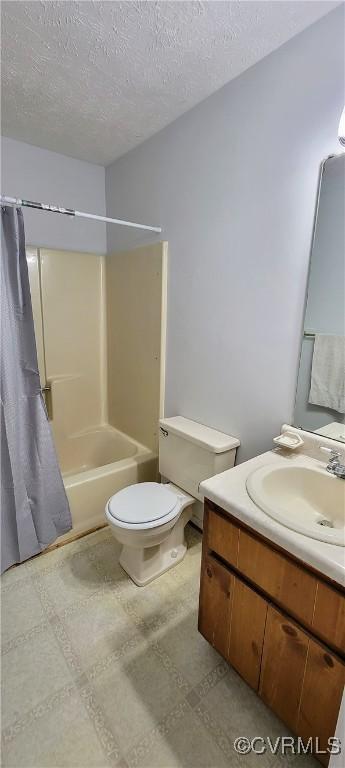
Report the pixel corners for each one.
[105,416,240,586]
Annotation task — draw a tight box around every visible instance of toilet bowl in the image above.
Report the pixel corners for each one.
[105,482,194,586]
[105,416,240,586]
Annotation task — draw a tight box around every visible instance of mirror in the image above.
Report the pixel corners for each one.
[294,154,345,442]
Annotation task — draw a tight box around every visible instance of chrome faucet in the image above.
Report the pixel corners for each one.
[320,447,345,479]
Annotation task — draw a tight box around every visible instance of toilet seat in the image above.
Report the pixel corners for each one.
[106,482,184,530]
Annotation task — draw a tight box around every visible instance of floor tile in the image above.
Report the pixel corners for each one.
[128,709,230,768]
[157,605,222,687]
[199,666,274,736]
[0,561,30,590]
[34,550,105,614]
[2,686,109,767]
[64,590,136,671]
[2,626,73,730]
[1,578,46,645]
[86,537,125,584]
[93,646,185,754]
[198,669,318,767]
[125,578,186,634]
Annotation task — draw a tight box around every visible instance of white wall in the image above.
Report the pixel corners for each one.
[1,137,106,253]
[105,7,344,462]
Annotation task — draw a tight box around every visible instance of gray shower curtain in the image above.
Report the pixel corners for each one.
[1,206,72,573]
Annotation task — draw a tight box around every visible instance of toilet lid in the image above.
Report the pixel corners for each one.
[107,482,178,525]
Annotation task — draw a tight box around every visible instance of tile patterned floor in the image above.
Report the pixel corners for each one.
[1,525,317,768]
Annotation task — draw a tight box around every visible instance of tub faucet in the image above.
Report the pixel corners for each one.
[320,447,345,479]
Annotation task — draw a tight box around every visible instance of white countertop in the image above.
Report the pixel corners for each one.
[200,449,345,587]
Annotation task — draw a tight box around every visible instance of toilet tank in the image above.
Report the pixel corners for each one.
[159,416,240,501]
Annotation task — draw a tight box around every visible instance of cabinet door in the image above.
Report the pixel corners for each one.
[259,606,309,732]
[297,638,345,767]
[229,577,268,691]
[198,555,233,659]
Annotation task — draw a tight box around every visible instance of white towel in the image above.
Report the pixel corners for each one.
[309,335,345,414]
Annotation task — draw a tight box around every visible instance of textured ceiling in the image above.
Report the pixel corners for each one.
[1,1,340,166]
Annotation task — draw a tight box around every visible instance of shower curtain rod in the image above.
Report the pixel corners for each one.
[0,195,162,233]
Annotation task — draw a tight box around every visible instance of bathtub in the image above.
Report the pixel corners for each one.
[54,425,158,544]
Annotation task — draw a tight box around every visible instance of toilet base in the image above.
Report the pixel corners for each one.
[119,508,190,586]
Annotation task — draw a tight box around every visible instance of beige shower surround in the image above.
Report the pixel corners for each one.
[41,248,104,436]
[106,242,168,453]
[27,242,167,541]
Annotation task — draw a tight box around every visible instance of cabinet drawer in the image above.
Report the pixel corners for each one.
[198,555,233,660]
[238,529,317,626]
[312,581,345,656]
[207,507,239,567]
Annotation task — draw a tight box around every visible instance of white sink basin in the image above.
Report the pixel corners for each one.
[246,463,345,546]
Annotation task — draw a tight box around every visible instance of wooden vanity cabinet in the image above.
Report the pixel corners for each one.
[198,500,345,766]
